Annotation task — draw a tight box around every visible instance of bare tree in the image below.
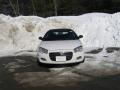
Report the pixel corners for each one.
[31,0,37,15]
[8,0,20,16]
[53,0,58,16]
[16,0,20,15]
[9,0,17,16]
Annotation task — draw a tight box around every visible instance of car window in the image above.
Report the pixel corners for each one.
[43,29,79,41]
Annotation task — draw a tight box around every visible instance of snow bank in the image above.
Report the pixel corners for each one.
[0,13,120,52]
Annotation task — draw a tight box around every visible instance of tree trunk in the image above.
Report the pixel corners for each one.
[31,0,37,15]
[53,0,58,16]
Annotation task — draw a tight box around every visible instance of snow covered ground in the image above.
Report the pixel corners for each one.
[0,13,120,54]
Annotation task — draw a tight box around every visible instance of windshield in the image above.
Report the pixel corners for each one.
[42,29,79,41]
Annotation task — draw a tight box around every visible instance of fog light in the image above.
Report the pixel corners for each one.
[41,58,46,61]
[76,56,82,60]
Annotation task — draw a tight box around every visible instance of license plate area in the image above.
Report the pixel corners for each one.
[56,56,66,62]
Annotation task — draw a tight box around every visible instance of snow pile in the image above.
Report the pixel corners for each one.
[0,13,120,52]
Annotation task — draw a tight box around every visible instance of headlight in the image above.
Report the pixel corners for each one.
[74,46,83,53]
[38,47,48,54]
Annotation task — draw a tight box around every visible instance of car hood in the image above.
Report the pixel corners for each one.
[39,40,82,51]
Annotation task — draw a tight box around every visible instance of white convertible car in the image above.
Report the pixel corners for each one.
[37,29,85,64]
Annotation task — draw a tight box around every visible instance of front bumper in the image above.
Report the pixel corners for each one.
[37,49,84,64]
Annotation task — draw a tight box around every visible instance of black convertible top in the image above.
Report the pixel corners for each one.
[48,28,74,32]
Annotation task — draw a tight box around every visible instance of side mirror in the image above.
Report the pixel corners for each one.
[39,37,43,40]
[78,35,83,38]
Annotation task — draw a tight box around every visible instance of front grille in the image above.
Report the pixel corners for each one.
[49,52,73,61]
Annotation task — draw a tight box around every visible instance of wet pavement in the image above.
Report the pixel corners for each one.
[0,48,120,90]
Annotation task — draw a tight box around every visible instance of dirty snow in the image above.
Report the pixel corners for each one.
[0,13,120,54]
[0,47,118,87]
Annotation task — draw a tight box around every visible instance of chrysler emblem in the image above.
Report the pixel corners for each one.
[60,52,64,55]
